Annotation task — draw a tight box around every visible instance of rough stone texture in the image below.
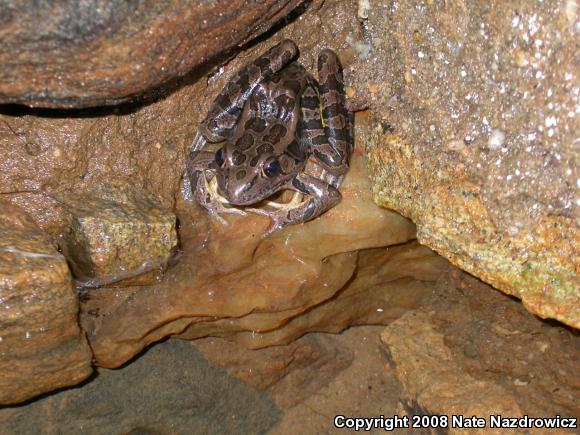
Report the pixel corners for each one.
[56,183,177,286]
[0,85,193,236]
[0,200,92,405]
[0,339,282,434]
[381,269,580,434]
[0,0,306,108]
[0,0,577,406]
[0,0,575,332]
[0,326,402,434]
[82,149,446,368]
[357,0,579,327]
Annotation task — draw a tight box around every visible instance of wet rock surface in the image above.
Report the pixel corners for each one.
[382,269,580,430]
[0,200,92,405]
[0,0,306,108]
[356,0,579,327]
[0,326,403,434]
[3,268,576,433]
[81,150,446,368]
[193,333,355,409]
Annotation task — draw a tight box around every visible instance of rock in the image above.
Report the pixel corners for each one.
[194,334,354,409]
[82,148,447,368]
[0,200,92,405]
[56,183,177,287]
[0,0,306,108]
[189,241,448,349]
[354,0,579,327]
[0,339,281,434]
[0,0,575,406]
[0,84,194,236]
[381,269,580,430]
[0,326,402,434]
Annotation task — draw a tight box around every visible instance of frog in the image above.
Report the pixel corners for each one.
[185,39,353,236]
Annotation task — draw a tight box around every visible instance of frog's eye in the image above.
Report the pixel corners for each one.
[262,158,280,178]
[215,148,225,167]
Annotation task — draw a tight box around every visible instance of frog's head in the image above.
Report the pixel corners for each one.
[212,134,303,206]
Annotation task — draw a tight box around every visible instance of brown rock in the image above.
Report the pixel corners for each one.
[0,339,281,434]
[355,0,579,327]
[199,241,448,349]
[56,183,177,286]
[0,85,193,236]
[0,0,306,108]
[82,149,437,368]
[194,334,354,409]
[0,200,92,405]
[381,269,580,433]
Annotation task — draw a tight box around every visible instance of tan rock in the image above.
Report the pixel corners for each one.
[201,241,448,349]
[56,183,177,287]
[356,0,580,327]
[0,201,92,405]
[381,269,580,433]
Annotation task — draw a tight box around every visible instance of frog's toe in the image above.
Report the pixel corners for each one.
[203,206,229,226]
[244,209,291,238]
[262,218,288,238]
[214,214,229,226]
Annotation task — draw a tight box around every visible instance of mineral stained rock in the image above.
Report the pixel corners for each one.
[82,150,447,368]
[0,201,92,405]
[0,0,306,108]
[56,183,177,286]
[355,0,579,327]
[381,269,580,429]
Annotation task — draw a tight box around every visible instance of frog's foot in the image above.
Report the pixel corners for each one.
[246,208,291,238]
[247,191,305,235]
[248,173,341,237]
[204,174,247,219]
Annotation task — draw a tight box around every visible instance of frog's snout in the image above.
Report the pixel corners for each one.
[215,169,254,206]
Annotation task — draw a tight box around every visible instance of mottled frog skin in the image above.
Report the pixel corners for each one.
[186,39,353,236]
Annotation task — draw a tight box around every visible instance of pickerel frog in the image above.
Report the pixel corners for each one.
[186,39,353,236]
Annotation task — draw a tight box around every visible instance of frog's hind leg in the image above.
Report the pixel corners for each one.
[199,39,299,142]
[314,49,353,179]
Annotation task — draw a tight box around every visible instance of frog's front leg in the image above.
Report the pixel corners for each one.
[249,173,341,237]
[187,151,247,225]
